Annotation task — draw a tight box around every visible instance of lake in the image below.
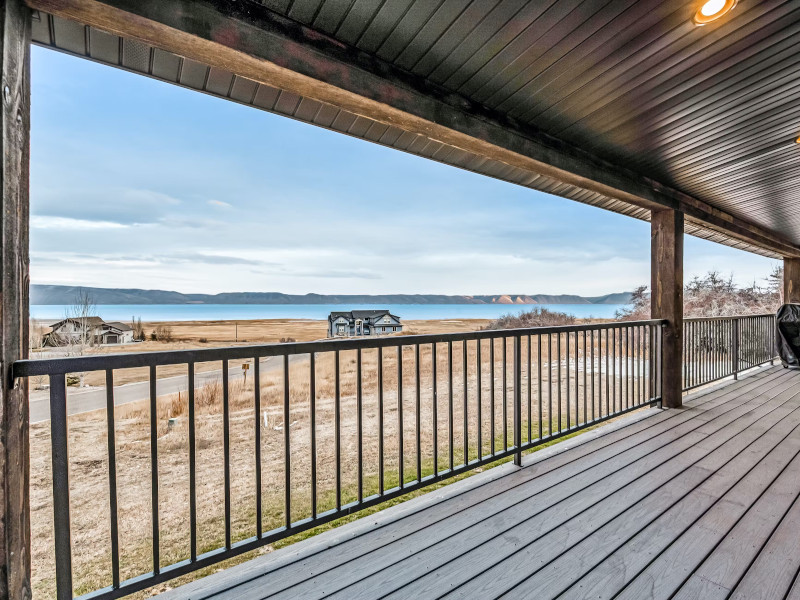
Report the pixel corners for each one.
[30,303,628,322]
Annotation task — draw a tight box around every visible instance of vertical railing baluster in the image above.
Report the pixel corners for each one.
[527,335,532,444]
[648,324,653,401]
[490,339,495,454]
[556,333,563,433]
[463,340,468,465]
[611,327,616,413]
[415,344,421,482]
[50,373,73,600]
[566,331,571,430]
[548,333,553,436]
[619,328,624,410]
[636,326,641,405]
[733,317,739,379]
[605,328,610,416]
[538,335,543,440]
[557,333,562,433]
[503,337,508,450]
[223,360,231,548]
[188,363,197,558]
[309,353,317,519]
[514,335,522,466]
[378,347,384,493]
[284,354,292,525]
[357,349,363,501]
[398,346,404,487]
[625,327,630,409]
[334,351,340,510]
[254,358,262,537]
[660,324,665,399]
[582,330,587,425]
[150,365,160,571]
[477,340,482,460]
[105,369,120,589]
[432,343,438,475]
[448,340,454,471]
[590,330,595,421]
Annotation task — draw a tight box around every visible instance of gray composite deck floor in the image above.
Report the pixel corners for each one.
[161,365,800,600]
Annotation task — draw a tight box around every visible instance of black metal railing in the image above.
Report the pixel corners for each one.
[682,314,776,391]
[15,320,663,600]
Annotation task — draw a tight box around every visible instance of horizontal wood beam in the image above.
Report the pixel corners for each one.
[26,0,800,258]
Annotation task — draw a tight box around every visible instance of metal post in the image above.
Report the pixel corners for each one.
[732,318,740,380]
[50,374,73,600]
[513,336,522,466]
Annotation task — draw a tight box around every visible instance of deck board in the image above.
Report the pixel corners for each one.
[161,366,800,600]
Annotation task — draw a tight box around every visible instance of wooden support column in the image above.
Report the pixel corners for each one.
[0,0,30,598]
[783,258,800,304]
[651,208,684,409]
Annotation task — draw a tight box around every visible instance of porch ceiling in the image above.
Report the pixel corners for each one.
[28,0,800,259]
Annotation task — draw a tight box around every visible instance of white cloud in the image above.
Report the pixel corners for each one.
[31,216,129,230]
[207,199,232,208]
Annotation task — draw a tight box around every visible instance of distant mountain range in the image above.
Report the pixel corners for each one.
[31,285,633,306]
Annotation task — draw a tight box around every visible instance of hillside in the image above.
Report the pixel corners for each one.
[31,285,633,306]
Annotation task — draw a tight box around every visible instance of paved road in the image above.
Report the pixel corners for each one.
[29,355,300,423]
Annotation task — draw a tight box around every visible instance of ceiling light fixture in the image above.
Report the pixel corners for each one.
[693,0,737,24]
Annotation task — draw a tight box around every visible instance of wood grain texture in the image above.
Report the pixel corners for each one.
[651,208,683,409]
[0,0,30,599]
[784,257,800,304]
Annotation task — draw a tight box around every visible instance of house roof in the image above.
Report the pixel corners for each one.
[329,310,401,322]
[51,316,105,329]
[105,321,133,331]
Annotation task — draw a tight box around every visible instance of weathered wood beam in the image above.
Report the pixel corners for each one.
[24,0,800,259]
[0,0,30,598]
[784,258,800,304]
[651,209,684,409]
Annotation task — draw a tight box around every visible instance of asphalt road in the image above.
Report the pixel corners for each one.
[29,355,297,423]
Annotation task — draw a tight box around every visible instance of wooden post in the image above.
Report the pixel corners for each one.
[783,258,800,304]
[0,0,31,598]
[651,208,683,409]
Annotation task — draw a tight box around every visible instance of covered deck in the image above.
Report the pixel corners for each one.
[160,365,800,600]
[6,2,800,600]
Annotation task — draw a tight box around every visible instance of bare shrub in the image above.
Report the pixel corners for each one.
[150,324,174,342]
[483,307,576,330]
[617,268,782,321]
[131,316,145,341]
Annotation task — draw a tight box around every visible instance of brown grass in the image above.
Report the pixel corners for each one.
[31,318,491,388]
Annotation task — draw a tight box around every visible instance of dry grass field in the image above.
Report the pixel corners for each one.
[29,319,653,598]
[30,318,491,388]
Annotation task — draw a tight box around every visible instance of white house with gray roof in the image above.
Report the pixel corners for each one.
[327,310,402,338]
[43,317,134,346]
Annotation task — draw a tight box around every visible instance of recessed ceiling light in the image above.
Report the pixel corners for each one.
[693,0,737,25]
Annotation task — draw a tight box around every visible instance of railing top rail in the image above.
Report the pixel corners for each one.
[13,318,667,378]
[684,313,775,322]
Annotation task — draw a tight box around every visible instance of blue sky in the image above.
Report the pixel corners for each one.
[30,46,777,296]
